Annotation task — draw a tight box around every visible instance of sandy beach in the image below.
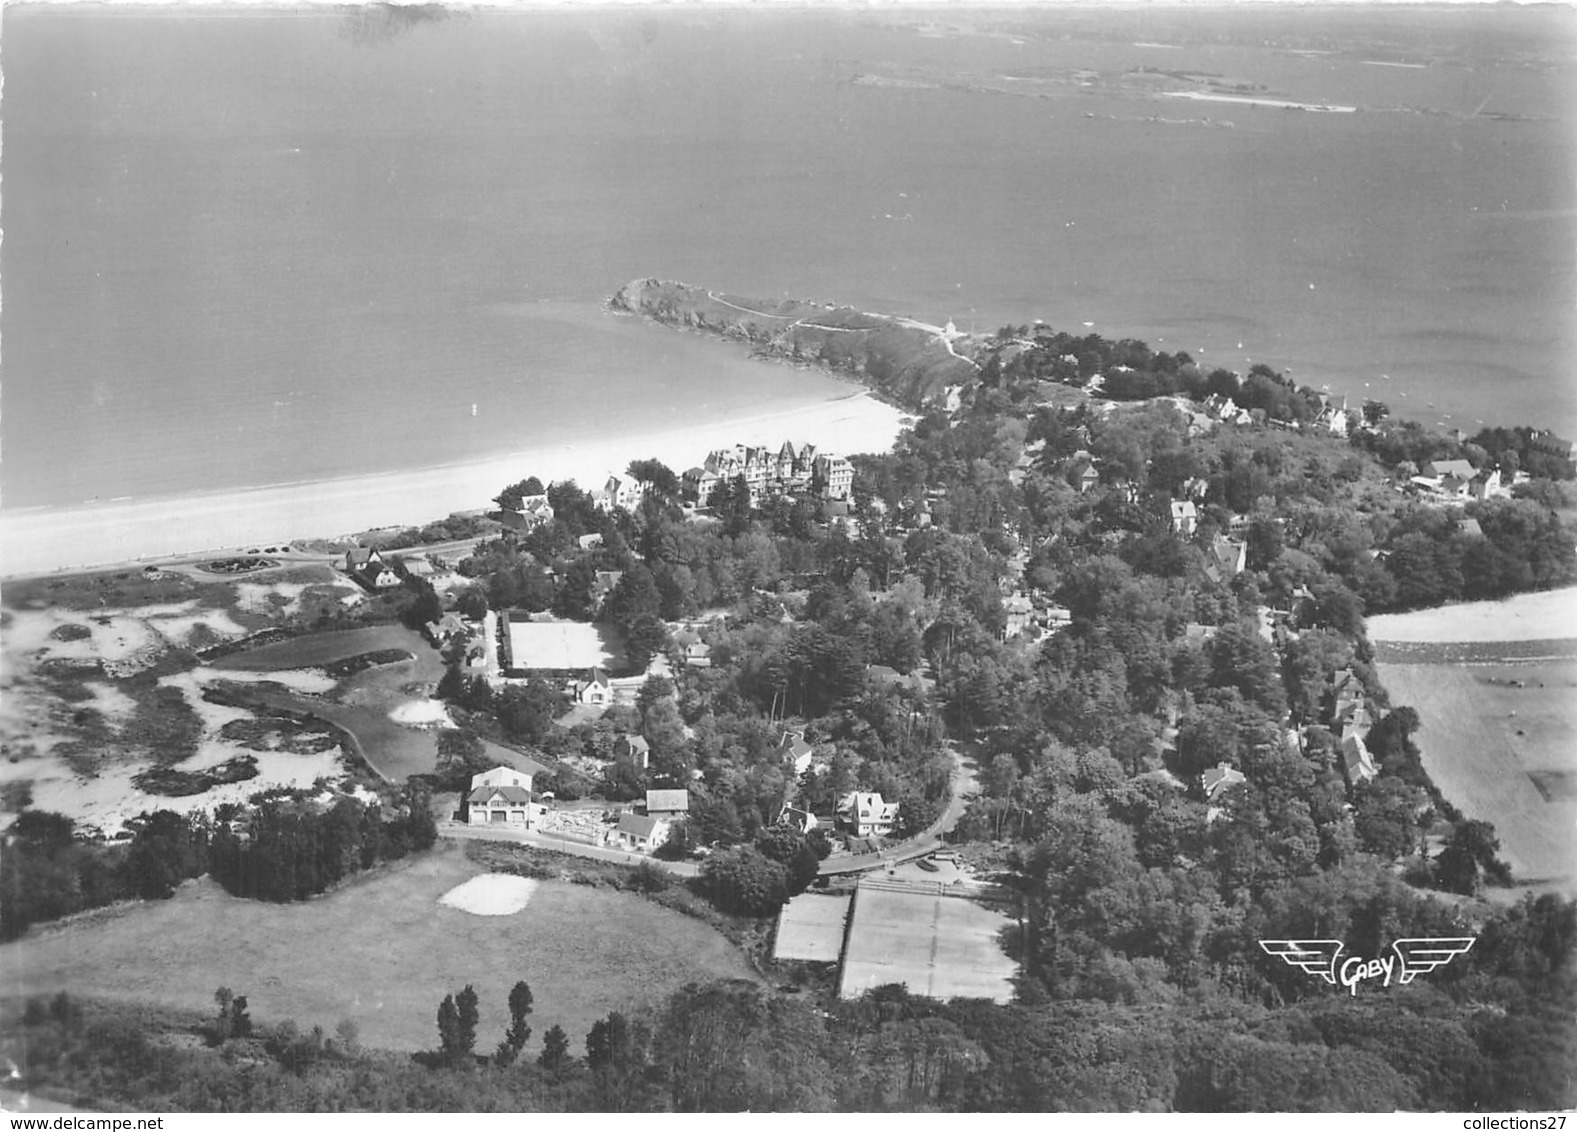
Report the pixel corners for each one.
[0,392,908,578]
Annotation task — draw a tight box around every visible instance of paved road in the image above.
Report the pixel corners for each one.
[818,740,979,877]
[441,821,700,877]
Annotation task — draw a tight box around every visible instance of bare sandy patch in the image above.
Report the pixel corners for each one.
[157,670,257,730]
[22,744,349,837]
[1368,587,1577,643]
[438,873,538,916]
[192,665,337,695]
[234,581,312,618]
[389,699,454,728]
[81,681,140,723]
[150,609,248,646]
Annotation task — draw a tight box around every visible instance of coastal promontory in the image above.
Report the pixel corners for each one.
[610,278,980,408]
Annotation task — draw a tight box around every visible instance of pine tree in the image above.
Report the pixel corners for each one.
[455,984,480,1062]
[538,1024,571,1070]
[437,994,461,1064]
[505,980,533,1051]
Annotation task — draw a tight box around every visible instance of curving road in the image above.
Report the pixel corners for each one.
[818,740,978,876]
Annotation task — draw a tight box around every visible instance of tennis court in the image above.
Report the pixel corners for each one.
[837,880,1017,1003]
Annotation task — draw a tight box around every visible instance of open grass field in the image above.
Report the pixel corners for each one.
[837,880,1017,1003]
[1378,660,1577,889]
[211,625,438,676]
[2,842,757,1055]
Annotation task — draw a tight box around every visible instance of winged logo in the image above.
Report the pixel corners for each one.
[1258,939,1344,984]
[1392,937,1476,984]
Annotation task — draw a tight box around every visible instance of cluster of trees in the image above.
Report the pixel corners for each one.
[208,786,437,902]
[0,785,438,939]
[697,822,826,915]
[1370,498,1576,610]
[983,322,1330,424]
[0,809,211,940]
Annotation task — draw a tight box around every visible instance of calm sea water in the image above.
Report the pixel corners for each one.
[3,6,1574,511]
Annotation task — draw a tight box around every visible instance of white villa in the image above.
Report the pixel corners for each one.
[465,766,543,827]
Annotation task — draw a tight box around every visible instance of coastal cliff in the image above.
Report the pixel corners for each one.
[610,278,980,409]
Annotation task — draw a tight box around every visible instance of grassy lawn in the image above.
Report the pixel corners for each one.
[211,626,438,675]
[1379,660,1577,888]
[2,842,758,1056]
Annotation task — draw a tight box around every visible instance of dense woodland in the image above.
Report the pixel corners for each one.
[4,322,1576,1111]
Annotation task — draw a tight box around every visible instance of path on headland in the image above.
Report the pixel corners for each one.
[704,290,979,371]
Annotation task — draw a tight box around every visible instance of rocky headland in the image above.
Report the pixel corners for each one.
[609,278,981,409]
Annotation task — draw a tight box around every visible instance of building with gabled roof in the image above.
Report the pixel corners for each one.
[839,791,899,838]
[465,766,540,826]
[1169,499,1198,536]
[1204,535,1247,583]
[779,730,815,776]
[645,789,690,819]
[613,812,670,853]
[1201,762,1245,802]
[575,668,612,706]
[345,546,382,573]
[1340,733,1378,787]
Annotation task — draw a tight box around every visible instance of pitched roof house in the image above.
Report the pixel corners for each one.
[1204,536,1247,582]
[1170,499,1199,536]
[1340,733,1378,787]
[839,791,899,838]
[613,813,669,853]
[1201,762,1246,801]
[425,612,467,644]
[575,668,612,706]
[779,730,815,776]
[645,789,690,819]
[466,766,538,826]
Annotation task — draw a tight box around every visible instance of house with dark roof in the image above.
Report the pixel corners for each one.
[344,547,383,573]
[575,668,612,707]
